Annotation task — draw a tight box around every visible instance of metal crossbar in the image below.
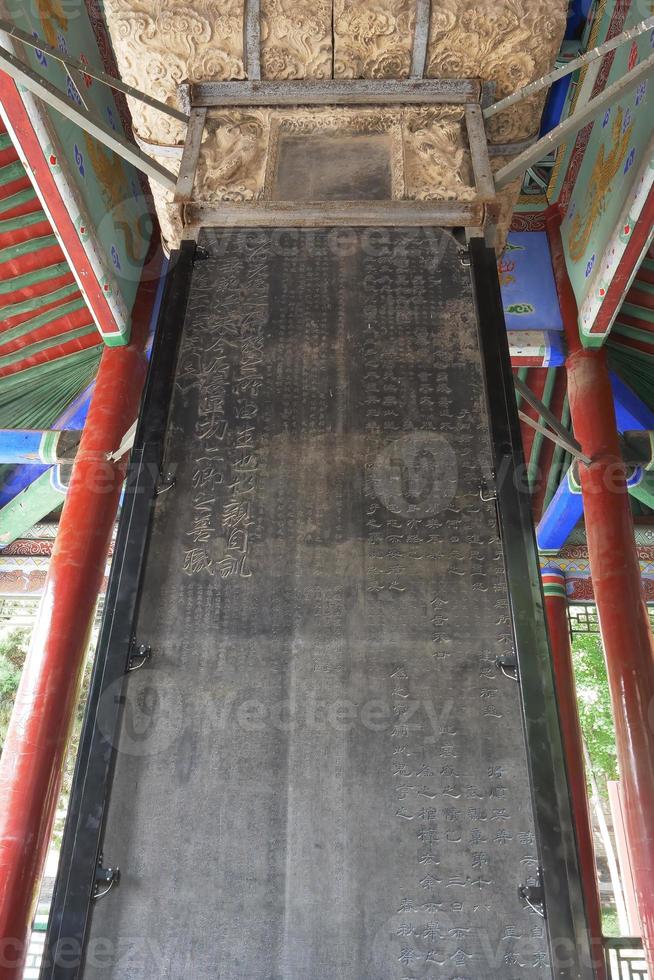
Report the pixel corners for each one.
[0,45,178,191]
[514,375,591,465]
[188,78,485,107]
[495,53,654,188]
[484,16,654,118]
[0,19,189,123]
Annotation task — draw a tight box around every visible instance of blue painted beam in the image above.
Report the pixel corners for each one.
[0,429,81,464]
[538,458,649,552]
[0,381,94,508]
[610,371,654,432]
[537,465,584,552]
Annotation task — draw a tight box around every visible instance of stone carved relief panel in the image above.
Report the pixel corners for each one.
[99,0,566,246]
[192,107,476,204]
[260,0,332,79]
[426,0,568,143]
[403,107,476,202]
[102,0,245,147]
[333,0,415,79]
[195,111,271,202]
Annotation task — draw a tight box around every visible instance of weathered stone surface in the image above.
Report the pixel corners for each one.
[87,228,552,979]
[99,0,567,247]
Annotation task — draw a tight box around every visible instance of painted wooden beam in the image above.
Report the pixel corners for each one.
[0,429,81,464]
[0,466,67,548]
[0,65,126,343]
[610,370,654,430]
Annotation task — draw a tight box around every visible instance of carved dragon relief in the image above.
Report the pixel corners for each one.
[333,0,415,79]
[100,0,566,247]
[426,0,567,143]
[260,0,332,79]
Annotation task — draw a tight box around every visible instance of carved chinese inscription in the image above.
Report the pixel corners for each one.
[90,228,553,979]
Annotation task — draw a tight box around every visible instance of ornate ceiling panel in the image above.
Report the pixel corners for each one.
[100,0,567,246]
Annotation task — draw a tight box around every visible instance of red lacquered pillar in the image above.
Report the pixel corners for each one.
[547,206,654,973]
[0,267,158,978]
[542,566,606,978]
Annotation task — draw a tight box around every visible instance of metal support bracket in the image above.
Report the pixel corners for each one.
[494,53,654,189]
[514,375,591,466]
[93,857,120,900]
[176,77,496,232]
[479,478,497,502]
[174,107,206,203]
[155,470,176,496]
[496,654,519,681]
[0,44,178,191]
[127,640,152,673]
[519,868,547,919]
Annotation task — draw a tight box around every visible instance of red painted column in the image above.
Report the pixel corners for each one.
[547,206,654,972]
[542,567,606,978]
[0,267,158,978]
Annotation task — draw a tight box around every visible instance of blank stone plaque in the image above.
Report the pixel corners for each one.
[87,228,553,979]
[273,132,393,200]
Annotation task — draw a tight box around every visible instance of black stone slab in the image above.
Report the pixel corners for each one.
[86,228,554,979]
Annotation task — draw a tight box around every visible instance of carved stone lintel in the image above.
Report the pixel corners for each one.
[100,0,566,247]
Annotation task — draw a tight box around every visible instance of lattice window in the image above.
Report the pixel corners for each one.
[605,938,649,979]
[568,604,654,637]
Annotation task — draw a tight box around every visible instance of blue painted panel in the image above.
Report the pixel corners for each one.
[500,232,564,332]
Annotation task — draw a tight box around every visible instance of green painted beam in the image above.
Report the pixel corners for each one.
[0,233,58,265]
[527,368,558,491]
[0,345,101,429]
[0,132,13,151]
[0,261,69,295]
[0,187,37,215]
[0,209,46,235]
[629,470,654,511]
[0,160,27,186]
[0,281,79,320]
[0,296,87,345]
[0,324,96,369]
[0,262,70,296]
[542,396,571,510]
[621,303,654,323]
[0,466,65,547]
[514,367,529,410]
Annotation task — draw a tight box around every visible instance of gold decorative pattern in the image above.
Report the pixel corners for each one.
[567,107,634,262]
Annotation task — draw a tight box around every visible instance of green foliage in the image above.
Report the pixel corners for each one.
[0,628,29,753]
[601,906,621,938]
[572,631,619,792]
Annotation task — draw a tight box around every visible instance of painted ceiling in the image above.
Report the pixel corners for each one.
[100,0,569,246]
[0,123,101,406]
